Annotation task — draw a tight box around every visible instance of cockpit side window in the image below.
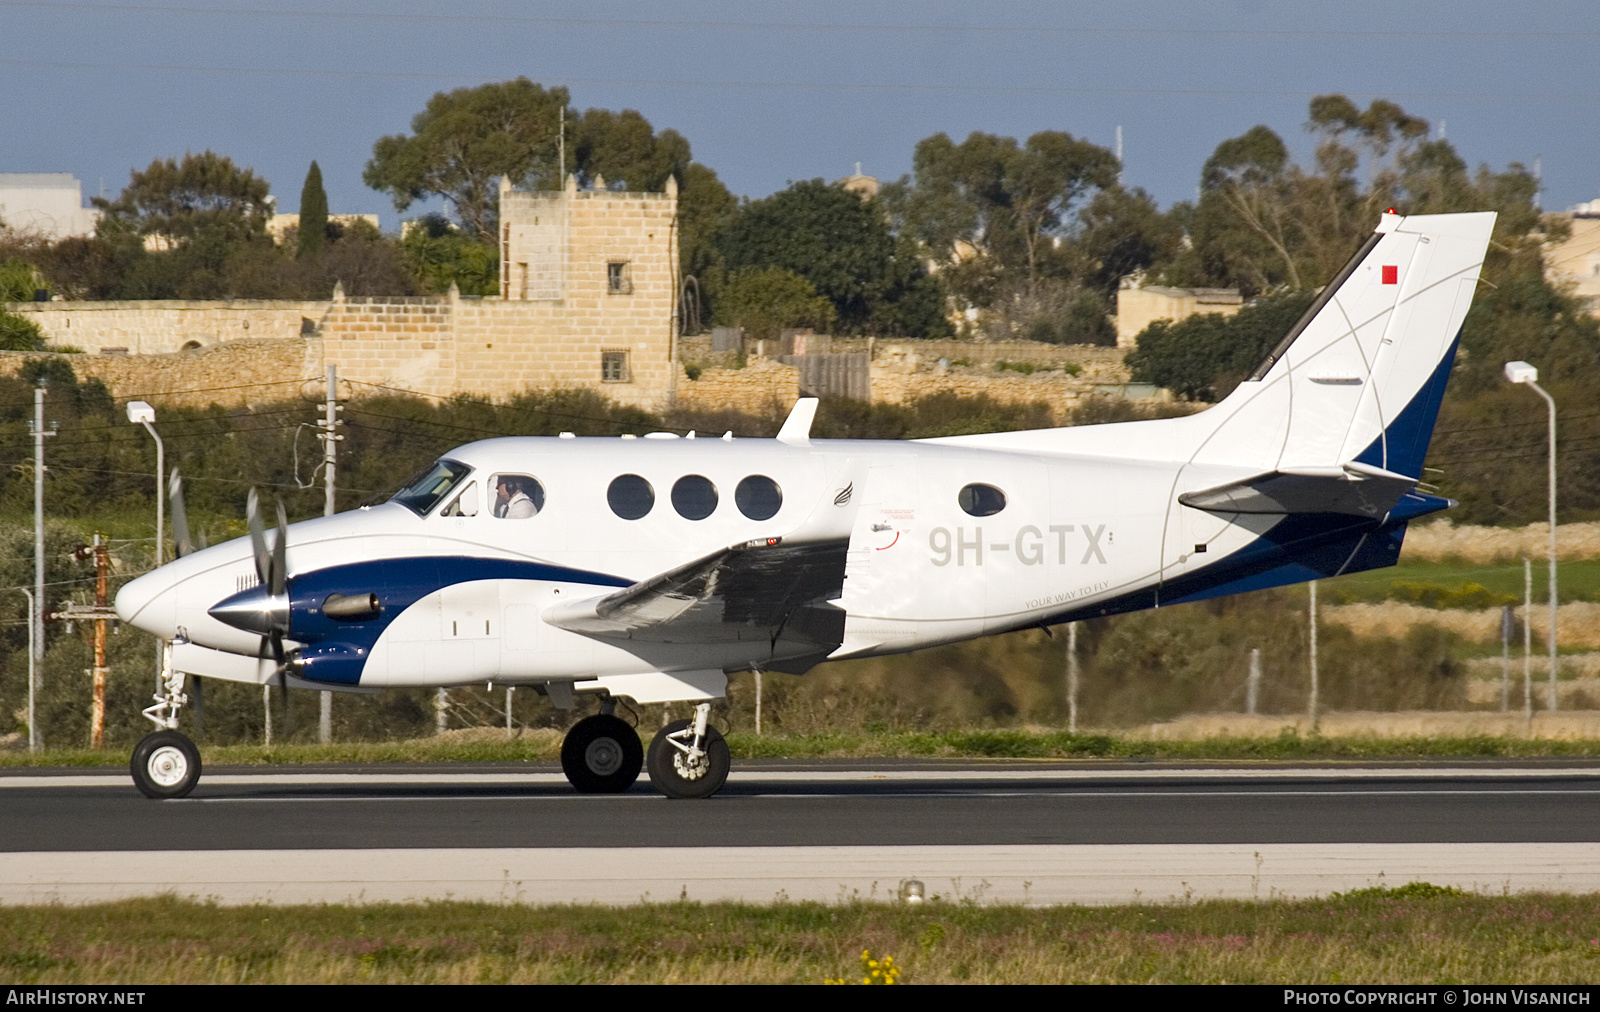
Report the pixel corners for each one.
[389,459,472,516]
[492,473,545,518]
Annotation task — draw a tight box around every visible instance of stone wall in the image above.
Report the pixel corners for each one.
[0,339,324,408]
[6,299,327,354]
[674,358,799,417]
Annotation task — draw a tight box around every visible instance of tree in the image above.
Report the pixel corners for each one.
[1125,291,1316,401]
[0,260,46,350]
[363,77,569,238]
[297,161,328,262]
[1076,185,1184,295]
[713,266,835,342]
[571,108,690,191]
[886,130,1119,301]
[716,179,947,336]
[400,214,498,296]
[93,151,272,246]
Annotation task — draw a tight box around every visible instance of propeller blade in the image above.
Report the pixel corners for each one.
[272,630,291,738]
[168,469,193,559]
[272,500,288,597]
[246,489,269,586]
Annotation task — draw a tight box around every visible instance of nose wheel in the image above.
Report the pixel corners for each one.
[560,713,644,793]
[131,730,202,799]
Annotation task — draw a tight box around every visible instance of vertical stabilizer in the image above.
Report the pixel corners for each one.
[1187,211,1494,478]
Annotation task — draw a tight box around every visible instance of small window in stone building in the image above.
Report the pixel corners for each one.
[607,261,632,294]
[601,350,630,383]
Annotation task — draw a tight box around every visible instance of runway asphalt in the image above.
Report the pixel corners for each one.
[6,760,1599,905]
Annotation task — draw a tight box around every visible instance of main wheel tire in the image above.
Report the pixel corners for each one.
[130,730,202,799]
[560,714,644,793]
[646,718,730,799]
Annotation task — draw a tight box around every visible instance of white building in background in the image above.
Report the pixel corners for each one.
[1544,199,1600,315]
[0,173,99,240]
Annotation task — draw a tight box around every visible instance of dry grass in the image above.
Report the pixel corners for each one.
[1,894,1597,984]
[1323,601,1600,647]
[1404,520,1600,564]
[1130,710,1600,741]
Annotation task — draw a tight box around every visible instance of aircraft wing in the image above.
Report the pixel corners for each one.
[542,536,849,655]
[1178,462,1417,518]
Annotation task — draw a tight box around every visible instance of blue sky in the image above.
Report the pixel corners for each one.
[3,0,1597,228]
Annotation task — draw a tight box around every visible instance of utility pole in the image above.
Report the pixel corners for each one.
[92,535,108,748]
[31,385,54,661]
[317,365,342,744]
[58,538,119,749]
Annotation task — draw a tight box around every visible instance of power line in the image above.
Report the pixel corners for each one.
[3,57,1597,102]
[8,3,1600,42]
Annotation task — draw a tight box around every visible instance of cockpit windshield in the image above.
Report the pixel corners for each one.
[388,459,472,516]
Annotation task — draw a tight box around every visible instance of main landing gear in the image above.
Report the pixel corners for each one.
[131,648,202,799]
[558,699,729,799]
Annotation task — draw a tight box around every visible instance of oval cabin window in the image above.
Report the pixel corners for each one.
[958,483,1007,517]
[735,475,782,521]
[671,475,719,520]
[607,474,655,520]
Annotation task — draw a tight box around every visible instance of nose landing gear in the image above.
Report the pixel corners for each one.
[131,729,201,799]
[131,645,201,799]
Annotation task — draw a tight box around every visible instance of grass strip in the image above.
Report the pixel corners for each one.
[1,892,1597,984]
[8,729,1600,768]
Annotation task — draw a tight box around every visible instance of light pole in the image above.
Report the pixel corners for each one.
[19,588,35,753]
[126,401,164,567]
[1504,361,1558,710]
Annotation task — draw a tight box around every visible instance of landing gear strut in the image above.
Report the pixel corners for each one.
[647,703,729,799]
[131,643,202,799]
[560,697,643,793]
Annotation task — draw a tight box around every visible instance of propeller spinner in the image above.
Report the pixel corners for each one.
[209,489,294,720]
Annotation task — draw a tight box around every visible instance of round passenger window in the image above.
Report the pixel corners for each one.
[607,474,655,520]
[958,483,1007,517]
[735,475,783,521]
[671,475,719,520]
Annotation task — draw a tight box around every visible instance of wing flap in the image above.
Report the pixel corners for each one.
[543,536,849,648]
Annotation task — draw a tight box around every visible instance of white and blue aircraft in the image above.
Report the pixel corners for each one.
[115,210,1494,799]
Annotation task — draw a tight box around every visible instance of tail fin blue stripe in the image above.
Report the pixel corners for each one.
[1353,330,1461,478]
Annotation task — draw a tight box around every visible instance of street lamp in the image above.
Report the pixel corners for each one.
[126,400,164,567]
[19,588,35,753]
[1504,361,1558,710]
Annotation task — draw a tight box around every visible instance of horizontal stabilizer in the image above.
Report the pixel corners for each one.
[543,536,848,648]
[1179,462,1417,518]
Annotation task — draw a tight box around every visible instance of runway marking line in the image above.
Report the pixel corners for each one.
[7,766,1600,789]
[170,787,1600,804]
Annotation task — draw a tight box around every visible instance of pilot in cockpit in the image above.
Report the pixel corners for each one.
[495,475,538,518]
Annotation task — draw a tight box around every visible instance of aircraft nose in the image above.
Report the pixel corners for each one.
[114,568,178,636]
